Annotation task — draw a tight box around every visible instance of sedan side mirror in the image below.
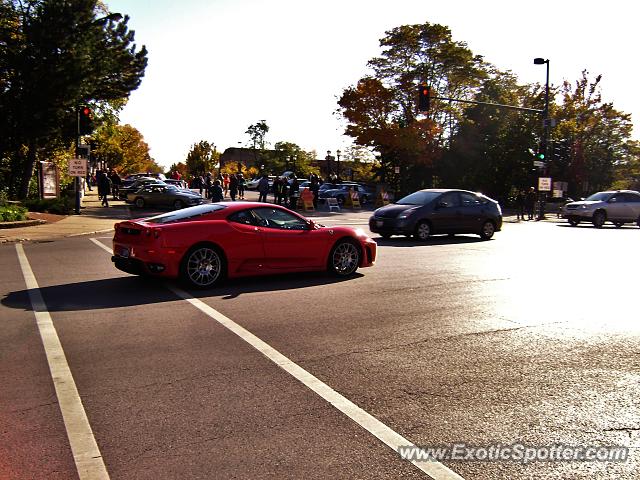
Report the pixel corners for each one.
[437,201,448,209]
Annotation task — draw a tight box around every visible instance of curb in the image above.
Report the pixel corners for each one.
[0,219,47,229]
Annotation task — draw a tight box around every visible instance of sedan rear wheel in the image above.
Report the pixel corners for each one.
[328,240,360,276]
[181,245,225,288]
[134,197,145,208]
[414,221,431,241]
[479,220,495,240]
[173,199,184,209]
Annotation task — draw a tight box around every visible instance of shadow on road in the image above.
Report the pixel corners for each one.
[374,234,487,247]
[1,271,360,313]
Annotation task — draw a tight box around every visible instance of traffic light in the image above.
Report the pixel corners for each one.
[536,141,546,160]
[418,84,430,112]
[78,106,94,135]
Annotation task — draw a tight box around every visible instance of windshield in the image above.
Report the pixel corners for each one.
[585,192,613,202]
[145,204,226,224]
[397,191,442,205]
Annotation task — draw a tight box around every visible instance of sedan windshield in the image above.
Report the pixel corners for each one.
[145,204,226,224]
[584,192,613,202]
[397,191,442,205]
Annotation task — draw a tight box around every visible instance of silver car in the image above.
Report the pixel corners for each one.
[563,190,640,228]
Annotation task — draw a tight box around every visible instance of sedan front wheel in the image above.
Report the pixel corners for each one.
[414,221,431,241]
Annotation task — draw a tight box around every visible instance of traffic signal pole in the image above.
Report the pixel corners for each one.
[75,110,81,214]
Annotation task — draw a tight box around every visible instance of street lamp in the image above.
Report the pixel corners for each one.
[336,149,341,182]
[534,57,550,219]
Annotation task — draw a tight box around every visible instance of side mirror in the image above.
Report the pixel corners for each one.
[437,201,448,209]
[609,197,617,203]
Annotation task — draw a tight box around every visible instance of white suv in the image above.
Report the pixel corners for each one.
[563,190,640,228]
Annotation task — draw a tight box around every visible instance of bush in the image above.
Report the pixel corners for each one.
[0,205,28,222]
[24,196,72,215]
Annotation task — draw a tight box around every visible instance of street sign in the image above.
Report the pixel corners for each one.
[394,166,400,174]
[68,158,87,177]
[538,177,552,192]
[533,160,545,168]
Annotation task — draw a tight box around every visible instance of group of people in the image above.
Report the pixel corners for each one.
[515,187,538,221]
[192,172,246,202]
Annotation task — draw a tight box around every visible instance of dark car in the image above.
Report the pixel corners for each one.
[119,177,165,199]
[319,183,371,205]
[369,189,502,240]
[126,184,205,209]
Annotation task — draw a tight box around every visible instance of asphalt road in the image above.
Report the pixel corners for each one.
[1,216,639,479]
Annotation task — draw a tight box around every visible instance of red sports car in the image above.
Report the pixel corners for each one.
[112,202,377,288]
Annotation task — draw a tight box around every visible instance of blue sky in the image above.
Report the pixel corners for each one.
[106,0,639,169]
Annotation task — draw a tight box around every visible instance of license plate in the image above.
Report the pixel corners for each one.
[120,247,130,258]
[376,220,383,227]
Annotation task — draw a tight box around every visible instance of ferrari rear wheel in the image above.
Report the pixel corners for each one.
[328,240,360,276]
[180,244,225,288]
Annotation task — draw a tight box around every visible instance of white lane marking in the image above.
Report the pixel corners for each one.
[15,244,110,480]
[89,237,464,479]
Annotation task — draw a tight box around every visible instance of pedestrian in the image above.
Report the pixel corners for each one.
[97,170,112,207]
[289,177,300,210]
[223,173,230,198]
[525,187,536,220]
[210,179,224,202]
[237,173,245,199]
[310,176,320,209]
[257,174,269,202]
[85,172,93,191]
[205,172,212,199]
[109,169,121,200]
[229,174,238,201]
[515,189,526,221]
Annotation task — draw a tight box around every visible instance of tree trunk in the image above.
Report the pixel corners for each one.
[19,140,37,200]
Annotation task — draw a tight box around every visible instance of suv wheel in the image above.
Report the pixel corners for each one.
[613,221,624,228]
[592,210,606,228]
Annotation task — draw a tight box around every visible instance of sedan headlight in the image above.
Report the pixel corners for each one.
[397,208,418,219]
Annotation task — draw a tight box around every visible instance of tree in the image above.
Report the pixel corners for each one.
[185,140,217,177]
[245,120,269,166]
[338,22,488,192]
[92,124,159,174]
[0,0,147,199]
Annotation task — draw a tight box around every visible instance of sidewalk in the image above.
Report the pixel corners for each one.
[0,188,131,244]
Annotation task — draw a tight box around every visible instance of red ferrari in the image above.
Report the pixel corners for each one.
[112,202,377,288]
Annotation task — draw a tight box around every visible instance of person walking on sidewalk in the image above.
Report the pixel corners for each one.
[257,174,269,202]
[525,187,536,220]
[515,189,526,221]
[97,170,112,207]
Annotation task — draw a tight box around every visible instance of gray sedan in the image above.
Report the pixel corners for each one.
[127,184,205,209]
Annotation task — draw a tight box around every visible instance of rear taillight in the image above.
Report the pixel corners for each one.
[145,228,161,239]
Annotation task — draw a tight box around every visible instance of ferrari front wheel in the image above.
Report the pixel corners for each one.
[180,244,225,289]
[328,240,360,276]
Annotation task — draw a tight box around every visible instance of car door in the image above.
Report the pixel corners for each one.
[430,191,462,233]
[458,191,485,231]
[625,192,640,220]
[606,193,631,220]
[252,207,328,270]
[225,209,266,274]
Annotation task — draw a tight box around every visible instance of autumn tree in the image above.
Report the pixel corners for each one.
[338,22,488,193]
[92,124,159,174]
[185,140,218,177]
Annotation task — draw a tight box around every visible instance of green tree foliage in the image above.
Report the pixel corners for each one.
[0,0,147,198]
[185,140,218,177]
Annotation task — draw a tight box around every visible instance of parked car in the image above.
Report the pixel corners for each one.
[164,178,189,190]
[369,188,502,240]
[111,202,377,288]
[126,184,205,209]
[544,196,574,216]
[563,190,640,227]
[119,177,165,199]
[245,178,261,190]
[318,183,372,205]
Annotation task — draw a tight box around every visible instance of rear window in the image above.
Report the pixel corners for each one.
[145,204,226,224]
